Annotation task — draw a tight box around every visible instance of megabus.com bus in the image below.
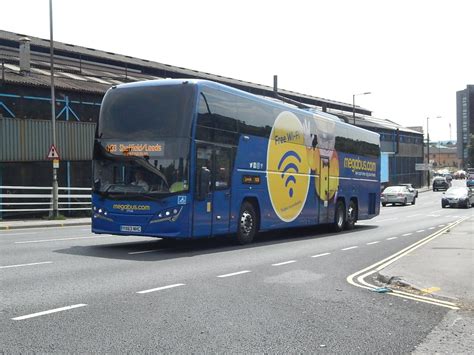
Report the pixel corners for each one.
[92,79,380,244]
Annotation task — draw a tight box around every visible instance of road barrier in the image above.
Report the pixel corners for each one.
[0,185,91,219]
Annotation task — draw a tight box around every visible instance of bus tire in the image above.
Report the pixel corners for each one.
[236,201,258,244]
[345,200,357,230]
[332,200,345,233]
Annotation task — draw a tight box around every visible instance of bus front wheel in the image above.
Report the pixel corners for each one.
[332,200,345,233]
[236,201,258,244]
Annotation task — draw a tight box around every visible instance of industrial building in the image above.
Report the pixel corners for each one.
[0,30,424,216]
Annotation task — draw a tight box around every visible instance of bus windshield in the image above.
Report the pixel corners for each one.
[93,139,190,199]
[93,83,196,199]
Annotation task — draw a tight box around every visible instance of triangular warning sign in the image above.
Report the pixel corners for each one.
[47,144,60,159]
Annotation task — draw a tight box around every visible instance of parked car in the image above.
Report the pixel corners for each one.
[432,177,451,191]
[467,179,474,188]
[381,186,416,206]
[441,187,474,208]
[397,183,418,197]
[466,170,474,188]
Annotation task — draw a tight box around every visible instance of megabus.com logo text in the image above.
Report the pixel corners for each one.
[343,157,376,173]
[112,204,151,211]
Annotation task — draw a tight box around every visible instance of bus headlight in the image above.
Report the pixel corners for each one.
[150,206,183,223]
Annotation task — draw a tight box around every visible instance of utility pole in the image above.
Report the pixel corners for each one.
[49,0,58,218]
[426,117,430,187]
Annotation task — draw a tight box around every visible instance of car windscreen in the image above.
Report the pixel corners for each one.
[445,187,467,197]
[383,186,404,193]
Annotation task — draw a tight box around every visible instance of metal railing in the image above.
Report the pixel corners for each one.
[0,185,91,218]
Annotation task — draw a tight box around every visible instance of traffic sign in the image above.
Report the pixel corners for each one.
[415,163,432,171]
[47,144,60,160]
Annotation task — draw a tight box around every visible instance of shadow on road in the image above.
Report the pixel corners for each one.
[54,224,378,262]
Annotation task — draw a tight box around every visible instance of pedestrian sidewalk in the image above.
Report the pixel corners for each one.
[0,217,91,230]
[378,216,474,308]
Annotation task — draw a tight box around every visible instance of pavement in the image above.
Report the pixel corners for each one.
[0,217,90,230]
[378,216,474,308]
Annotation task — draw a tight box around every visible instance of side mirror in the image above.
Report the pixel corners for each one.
[93,179,101,191]
[197,167,211,200]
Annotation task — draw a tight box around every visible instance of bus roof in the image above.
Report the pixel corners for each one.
[111,79,380,146]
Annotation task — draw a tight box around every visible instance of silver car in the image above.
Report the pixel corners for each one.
[441,187,474,208]
[381,186,416,206]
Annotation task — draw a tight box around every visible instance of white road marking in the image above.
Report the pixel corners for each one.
[366,241,380,245]
[217,270,251,278]
[341,246,358,251]
[407,214,422,218]
[0,261,52,269]
[12,304,87,320]
[428,227,436,230]
[386,237,398,240]
[311,252,331,258]
[347,217,469,310]
[402,233,413,236]
[15,236,111,244]
[416,230,425,233]
[272,260,296,266]
[128,249,164,255]
[438,224,445,227]
[427,214,441,217]
[137,283,185,294]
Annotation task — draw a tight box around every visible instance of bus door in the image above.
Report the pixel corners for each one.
[211,146,232,235]
[319,157,330,223]
[193,144,232,237]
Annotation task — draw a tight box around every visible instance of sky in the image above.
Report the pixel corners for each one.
[2,0,473,141]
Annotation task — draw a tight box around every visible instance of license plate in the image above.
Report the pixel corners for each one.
[120,225,142,232]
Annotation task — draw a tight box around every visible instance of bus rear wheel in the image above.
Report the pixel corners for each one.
[331,200,345,233]
[236,201,258,244]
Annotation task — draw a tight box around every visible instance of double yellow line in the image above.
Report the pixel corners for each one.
[347,217,471,310]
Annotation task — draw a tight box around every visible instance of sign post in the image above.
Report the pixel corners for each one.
[47,144,60,217]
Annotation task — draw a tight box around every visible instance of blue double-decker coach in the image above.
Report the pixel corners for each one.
[92,79,380,243]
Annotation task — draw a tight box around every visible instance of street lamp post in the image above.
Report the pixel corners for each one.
[426,116,441,187]
[49,0,58,218]
[352,92,371,125]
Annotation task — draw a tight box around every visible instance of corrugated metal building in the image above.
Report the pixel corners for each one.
[0,30,424,196]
